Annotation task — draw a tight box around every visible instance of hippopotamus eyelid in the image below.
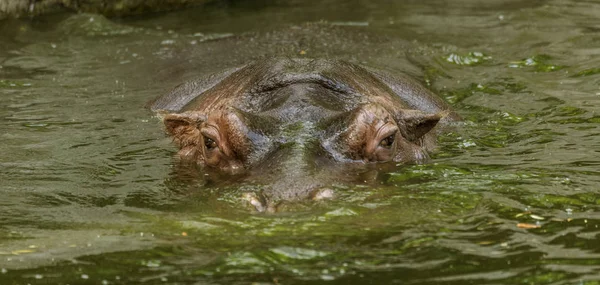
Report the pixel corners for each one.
[375,121,397,135]
[376,123,398,142]
[200,127,219,143]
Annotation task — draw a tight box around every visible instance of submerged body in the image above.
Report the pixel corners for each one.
[152,58,459,211]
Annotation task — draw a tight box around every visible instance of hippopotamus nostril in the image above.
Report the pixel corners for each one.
[224,160,244,174]
[245,181,332,212]
[311,187,335,201]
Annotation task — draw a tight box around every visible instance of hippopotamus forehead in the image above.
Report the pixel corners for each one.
[248,59,391,102]
[193,58,396,112]
[237,83,361,123]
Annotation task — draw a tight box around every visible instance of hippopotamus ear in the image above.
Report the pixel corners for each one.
[163,112,207,148]
[395,110,442,143]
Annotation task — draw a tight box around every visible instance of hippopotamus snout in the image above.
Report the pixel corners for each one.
[245,181,333,212]
[240,136,338,212]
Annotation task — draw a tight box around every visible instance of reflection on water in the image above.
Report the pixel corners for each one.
[1,0,600,283]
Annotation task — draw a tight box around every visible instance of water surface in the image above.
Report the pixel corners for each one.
[1,0,600,284]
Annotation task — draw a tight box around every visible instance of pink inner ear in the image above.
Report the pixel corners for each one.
[163,112,205,147]
[164,116,189,134]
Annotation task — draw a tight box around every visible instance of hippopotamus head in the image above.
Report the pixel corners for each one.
[152,58,458,211]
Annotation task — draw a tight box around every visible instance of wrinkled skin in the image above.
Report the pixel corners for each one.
[152,58,459,212]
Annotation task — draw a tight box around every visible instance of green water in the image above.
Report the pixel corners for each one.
[1,0,600,284]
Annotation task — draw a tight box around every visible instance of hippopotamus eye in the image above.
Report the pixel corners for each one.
[204,137,218,150]
[379,134,395,148]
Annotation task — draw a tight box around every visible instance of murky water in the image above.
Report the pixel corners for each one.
[1,0,600,284]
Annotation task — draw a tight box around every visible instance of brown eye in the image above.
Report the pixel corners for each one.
[379,134,395,148]
[204,137,217,150]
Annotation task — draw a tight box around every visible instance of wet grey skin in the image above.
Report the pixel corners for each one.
[151,58,460,212]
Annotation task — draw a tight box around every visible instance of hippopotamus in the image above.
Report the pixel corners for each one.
[152,58,459,212]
